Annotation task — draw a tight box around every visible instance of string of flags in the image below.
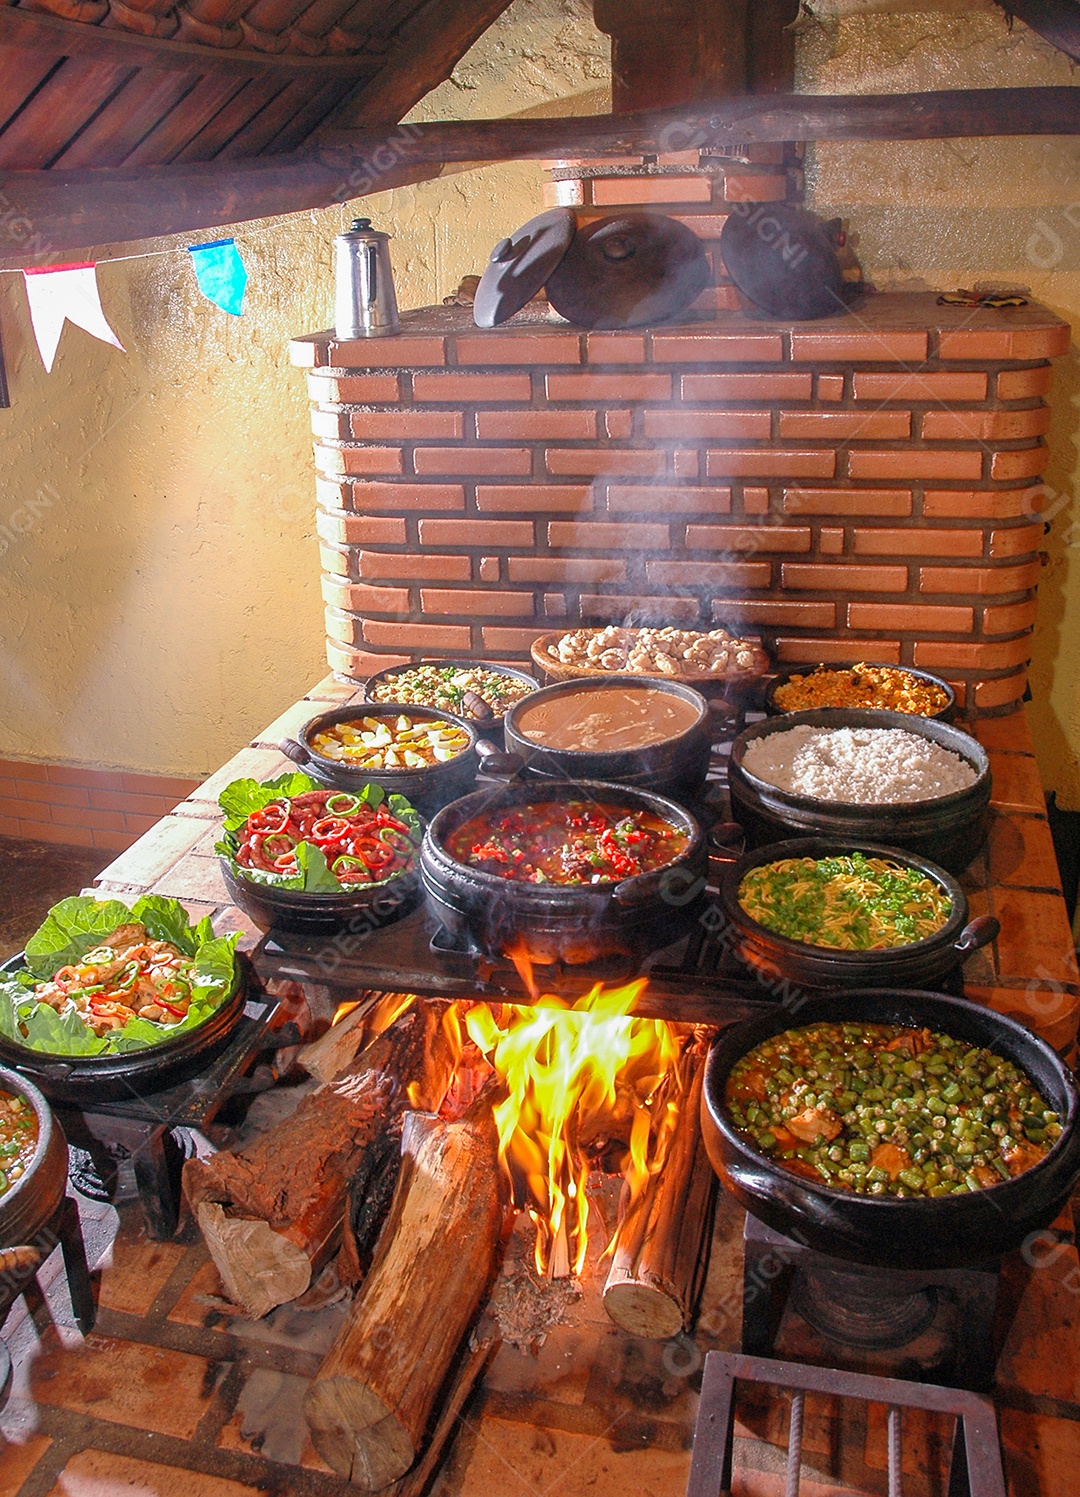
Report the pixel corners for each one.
[5,236,249,374]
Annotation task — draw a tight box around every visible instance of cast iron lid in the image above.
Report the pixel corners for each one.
[473,209,577,327]
[545,213,711,329]
[720,203,846,321]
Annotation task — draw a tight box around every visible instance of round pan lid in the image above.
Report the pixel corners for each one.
[473,208,577,328]
[720,203,847,321]
[545,212,710,329]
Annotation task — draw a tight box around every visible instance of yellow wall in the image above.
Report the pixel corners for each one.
[0,0,607,779]
[2,0,1080,804]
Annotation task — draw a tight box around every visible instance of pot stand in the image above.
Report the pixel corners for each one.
[0,1193,95,1340]
[686,1350,1006,1497]
[741,1215,1002,1394]
[60,992,288,1240]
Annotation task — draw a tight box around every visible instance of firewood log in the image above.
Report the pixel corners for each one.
[602,1051,717,1340]
[304,1097,507,1490]
[183,998,454,1319]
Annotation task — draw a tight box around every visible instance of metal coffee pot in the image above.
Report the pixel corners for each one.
[334,217,400,338]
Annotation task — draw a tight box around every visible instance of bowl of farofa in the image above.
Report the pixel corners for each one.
[765,662,955,721]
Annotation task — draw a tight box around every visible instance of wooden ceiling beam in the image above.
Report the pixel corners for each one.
[995,1,1080,64]
[325,0,516,128]
[5,86,1080,260]
[0,3,382,75]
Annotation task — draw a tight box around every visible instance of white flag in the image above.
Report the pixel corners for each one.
[23,262,125,373]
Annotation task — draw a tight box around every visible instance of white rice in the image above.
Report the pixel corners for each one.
[741,725,977,804]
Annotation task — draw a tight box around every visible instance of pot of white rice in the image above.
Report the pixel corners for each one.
[728,709,991,874]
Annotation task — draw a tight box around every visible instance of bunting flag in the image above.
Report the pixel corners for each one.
[188,238,247,316]
[23,262,125,373]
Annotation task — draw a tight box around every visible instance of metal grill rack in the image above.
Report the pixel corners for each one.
[686,1351,1007,1497]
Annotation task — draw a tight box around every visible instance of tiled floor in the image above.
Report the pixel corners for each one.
[0,837,106,961]
[1,1177,1079,1496]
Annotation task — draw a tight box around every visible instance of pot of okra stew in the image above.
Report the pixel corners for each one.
[701,989,1080,1269]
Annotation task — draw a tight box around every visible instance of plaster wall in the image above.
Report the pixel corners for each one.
[2,0,1080,803]
[0,0,607,778]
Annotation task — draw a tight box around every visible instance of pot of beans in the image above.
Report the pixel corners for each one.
[363,660,539,745]
[728,708,991,874]
[420,779,708,965]
[501,677,713,804]
[281,704,484,816]
[700,990,1080,1268]
[764,662,955,721]
[0,1068,67,1252]
[718,837,999,992]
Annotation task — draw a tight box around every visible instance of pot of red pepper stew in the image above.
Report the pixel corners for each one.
[217,774,422,937]
[700,988,1080,1269]
[281,704,484,816]
[420,779,707,965]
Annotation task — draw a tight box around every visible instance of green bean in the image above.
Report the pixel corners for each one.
[725,1020,1062,1201]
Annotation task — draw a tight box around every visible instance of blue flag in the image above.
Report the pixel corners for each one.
[188,238,247,316]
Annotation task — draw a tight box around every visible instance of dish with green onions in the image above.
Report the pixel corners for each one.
[737,852,952,951]
[725,1021,1063,1198]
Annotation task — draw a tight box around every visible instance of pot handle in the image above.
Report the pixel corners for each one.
[612,865,706,909]
[279,737,311,766]
[954,914,1000,956]
[475,739,524,782]
[37,1062,72,1082]
[461,690,494,723]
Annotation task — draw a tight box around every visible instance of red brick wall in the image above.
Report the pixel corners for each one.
[0,760,200,853]
[291,293,1070,717]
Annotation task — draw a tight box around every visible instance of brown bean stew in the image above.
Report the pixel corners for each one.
[725,1022,1062,1198]
[0,1089,38,1199]
[515,686,700,753]
[445,799,689,885]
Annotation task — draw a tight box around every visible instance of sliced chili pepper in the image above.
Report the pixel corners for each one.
[310,816,352,844]
[332,854,372,881]
[377,827,415,857]
[325,792,362,817]
[248,801,290,833]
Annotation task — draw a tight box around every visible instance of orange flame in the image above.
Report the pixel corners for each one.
[466,980,686,1278]
[331,1000,362,1028]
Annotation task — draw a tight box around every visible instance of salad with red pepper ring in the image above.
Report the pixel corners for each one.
[215,771,421,893]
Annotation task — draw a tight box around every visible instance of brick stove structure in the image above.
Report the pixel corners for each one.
[291,281,1067,717]
[291,147,1068,717]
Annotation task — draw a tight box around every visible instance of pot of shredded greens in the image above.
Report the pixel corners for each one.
[737,852,952,951]
[0,895,240,1057]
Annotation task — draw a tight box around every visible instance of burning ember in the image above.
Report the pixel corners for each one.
[465,978,689,1278]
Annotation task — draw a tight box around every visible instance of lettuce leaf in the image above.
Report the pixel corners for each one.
[218,771,317,832]
[130,894,201,957]
[24,896,137,979]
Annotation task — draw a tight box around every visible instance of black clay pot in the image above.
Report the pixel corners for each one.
[281,704,484,817]
[501,676,713,804]
[420,779,708,965]
[728,709,990,875]
[0,1068,67,1249]
[701,989,1080,1269]
[764,662,955,722]
[717,837,999,993]
[363,660,540,747]
[0,952,249,1106]
[221,859,420,941]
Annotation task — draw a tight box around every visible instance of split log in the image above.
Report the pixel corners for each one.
[183,998,454,1319]
[602,1051,717,1340]
[304,1097,507,1490]
[298,991,414,1085]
